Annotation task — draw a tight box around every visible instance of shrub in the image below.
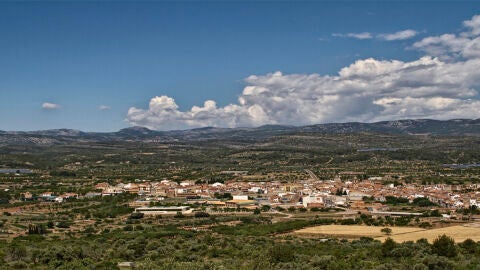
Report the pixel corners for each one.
[419,222,432,228]
[28,224,48,235]
[460,238,477,254]
[432,234,457,257]
[381,227,392,235]
[194,211,210,218]
[174,212,185,218]
[382,237,396,257]
[268,245,294,263]
[129,212,145,219]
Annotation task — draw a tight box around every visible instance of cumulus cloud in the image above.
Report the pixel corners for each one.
[413,15,480,60]
[42,102,61,110]
[126,15,480,130]
[332,32,373,39]
[98,105,111,111]
[378,29,418,41]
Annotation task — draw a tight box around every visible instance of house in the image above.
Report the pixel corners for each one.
[61,192,79,199]
[124,183,139,193]
[225,199,257,208]
[302,195,324,208]
[95,182,110,190]
[40,192,54,197]
[232,195,249,200]
[134,206,192,215]
[206,200,226,207]
[137,183,151,194]
[102,187,123,196]
[348,191,369,201]
[21,192,33,201]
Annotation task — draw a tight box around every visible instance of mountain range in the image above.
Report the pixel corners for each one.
[1,119,480,146]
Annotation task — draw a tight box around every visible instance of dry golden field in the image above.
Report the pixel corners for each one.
[376,224,480,243]
[295,225,424,238]
[295,224,480,243]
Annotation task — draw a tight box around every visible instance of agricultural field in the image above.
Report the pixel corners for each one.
[295,225,425,239]
[296,223,480,243]
[377,224,480,243]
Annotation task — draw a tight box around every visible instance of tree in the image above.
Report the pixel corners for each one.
[419,222,432,229]
[174,212,185,218]
[268,245,294,263]
[261,205,271,212]
[413,197,436,207]
[194,211,210,218]
[382,237,396,257]
[7,243,27,261]
[460,238,477,254]
[432,234,457,257]
[381,227,392,235]
[28,224,48,235]
[0,190,11,204]
[129,212,144,219]
[253,208,261,215]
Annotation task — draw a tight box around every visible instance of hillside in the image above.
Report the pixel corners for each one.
[0,119,479,146]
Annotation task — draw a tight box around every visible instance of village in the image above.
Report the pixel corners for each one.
[15,170,480,218]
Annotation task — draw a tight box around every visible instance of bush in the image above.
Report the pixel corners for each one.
[28,224,48,235]
[194,211,210,218]
[460,238,477,254]
[413,197,436,207]
[432,234,457,257]
[382,237,396,257]
[419,222,432,228]
[56,221,71,228]
[174,212,185,218]
[268,245,294,263]
[129,212,145,219]
[381,227,392,235]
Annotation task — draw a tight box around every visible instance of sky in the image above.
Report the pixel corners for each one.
[1,1,480,131]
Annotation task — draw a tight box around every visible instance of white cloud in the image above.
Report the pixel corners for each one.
[98,105,111,111]
[126,15,480,131]
[42,102,61,110]
[413,15,480,60]
[378,29,418,41]
[463,14,480,36]
[333,30,417,41]
[332,32,373,39]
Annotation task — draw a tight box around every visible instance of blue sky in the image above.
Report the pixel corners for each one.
[1,1,479,131]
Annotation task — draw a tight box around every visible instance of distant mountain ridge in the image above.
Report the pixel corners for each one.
[1,119,480,146]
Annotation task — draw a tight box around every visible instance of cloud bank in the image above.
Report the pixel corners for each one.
[42,102,61,110]
[127,15,480,130]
